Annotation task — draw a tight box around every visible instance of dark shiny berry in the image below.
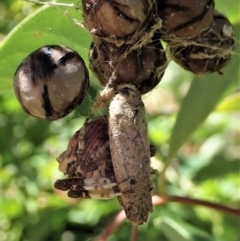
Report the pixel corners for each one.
[14,45,89,120]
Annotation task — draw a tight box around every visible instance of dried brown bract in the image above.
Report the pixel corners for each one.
[170,11,235,74]
[14,45,89,120]
[54,117,121,199]
[157,0,215,40]
[108,83,153,225]
[89,36,167,94]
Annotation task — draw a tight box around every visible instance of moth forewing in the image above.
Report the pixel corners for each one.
[57,130,80,174]
[108,84,153,225]
[55,117,121,200]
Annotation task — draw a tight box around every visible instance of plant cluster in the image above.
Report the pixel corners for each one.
[12,0,236,227]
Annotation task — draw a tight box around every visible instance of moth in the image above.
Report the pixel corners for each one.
[108,83,153,225]
[54,117,121,199]
[55,112,155,224]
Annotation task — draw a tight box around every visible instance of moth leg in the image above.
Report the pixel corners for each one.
[85,189,122,199]
[54,178,85,191]
[54,177,118,191]
[67,189,121,199]
[150,168,158,175]
[68,190,91,199]
[69,183,122,200]
[83,177,118,190]
[150,144,156,157]
[55,177,122,199]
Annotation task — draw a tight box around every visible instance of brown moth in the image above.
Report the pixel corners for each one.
[108,83,153,225]
[54,117,121,199]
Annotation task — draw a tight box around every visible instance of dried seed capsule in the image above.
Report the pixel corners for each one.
[83,0,153,41]
[170,11,235,74]
[14,45,89,120]
[109,84,153,225]
[157,0,215,39]
[55,117,121,199]
[89,37,167,94]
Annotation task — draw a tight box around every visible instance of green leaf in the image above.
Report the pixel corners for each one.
[214,0,240,23]
[160,218,217,241]
[166,23,240,162]
[27,207,67,241]
[194,156,240,182]
[215,92,240,112]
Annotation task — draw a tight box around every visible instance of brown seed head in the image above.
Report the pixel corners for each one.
[89,37,167,94]
[83,0,154,41]
[170,11,235,74]
[157,0,215,40]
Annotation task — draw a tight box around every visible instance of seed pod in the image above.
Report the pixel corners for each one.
[170,11,235,74]
[55,117,121,199]
[89,37,167,94]
[109,84,153,225]
[157,0,215,40]
[14,45,89,120]
[83,0,153,41]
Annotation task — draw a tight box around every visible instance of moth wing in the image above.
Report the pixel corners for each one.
[77,118,111,174]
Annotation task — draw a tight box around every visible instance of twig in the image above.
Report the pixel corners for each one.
[94,210,126,241]
[169,195,240,217]
[23,0,81,8]
[130,226,138,241]
[95,195,240,241]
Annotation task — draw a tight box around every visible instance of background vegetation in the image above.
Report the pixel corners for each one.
[0,1,239,241]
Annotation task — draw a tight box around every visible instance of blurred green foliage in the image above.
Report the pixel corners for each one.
[0,1,239,241]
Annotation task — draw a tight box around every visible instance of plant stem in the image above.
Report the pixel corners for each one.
[169,195,240,216]
[23,0,81,8]
[131,226,138,241]
[96,195,240,241]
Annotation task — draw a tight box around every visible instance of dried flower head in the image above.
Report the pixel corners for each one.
[83,0,154,41]
[170,11,235,74]
[89,36,167,94]
[157,0,215,40]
